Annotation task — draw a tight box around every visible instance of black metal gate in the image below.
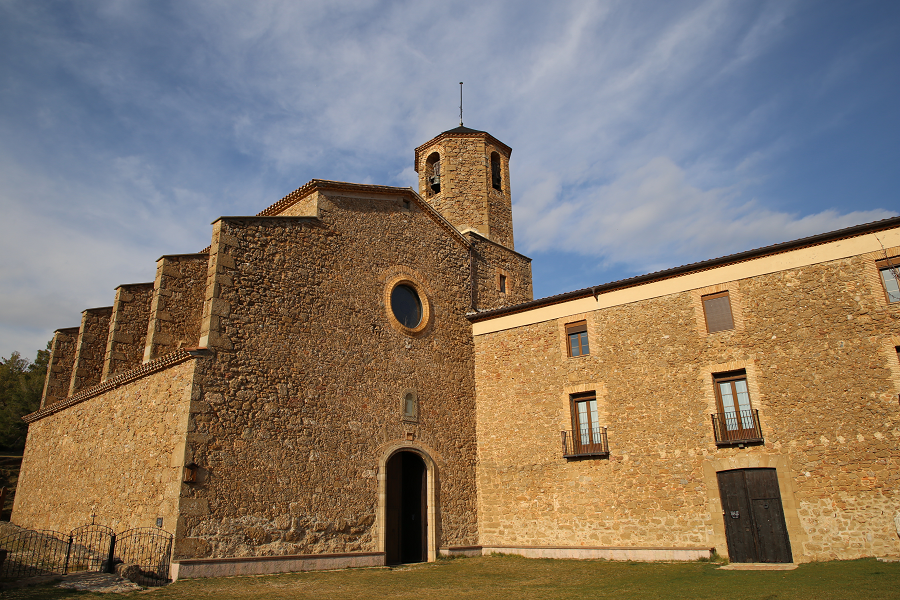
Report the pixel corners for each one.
[113,528,174,586]
[0,523,173,586]
[68,524,115,573]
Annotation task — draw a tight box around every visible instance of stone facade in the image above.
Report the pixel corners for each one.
[14,357,195,533]
[173,191,482,559]
[12,124,900,577]
[472,233,900,562]
[15,127,531,576]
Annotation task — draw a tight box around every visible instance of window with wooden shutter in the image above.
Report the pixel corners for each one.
[712,370,763,445]
[876,257,900,303]
[702,291,735,333]
[570,392,604,454]
[566,321,589,357]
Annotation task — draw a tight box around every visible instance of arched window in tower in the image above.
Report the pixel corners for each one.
[490,152,502,191]
[426,152,441,195]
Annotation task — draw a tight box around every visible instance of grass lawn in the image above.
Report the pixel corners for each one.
[3,554,899,600]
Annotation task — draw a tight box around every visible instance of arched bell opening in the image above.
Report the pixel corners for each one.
[490,151,502,191]
[425,152,441,196]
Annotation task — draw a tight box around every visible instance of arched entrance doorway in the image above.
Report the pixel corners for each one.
[385,450,427,564]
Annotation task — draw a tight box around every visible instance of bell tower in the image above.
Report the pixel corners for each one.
[414,126,515,250]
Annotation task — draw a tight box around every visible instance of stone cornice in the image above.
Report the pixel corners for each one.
[156,252,209,261]
[81,306,113,314]
[465,230,532,262]
[53,326,81,334]
[254,179,417,217]
[23,349,197,423]
[114,282,154,291]
[414,129,512,173]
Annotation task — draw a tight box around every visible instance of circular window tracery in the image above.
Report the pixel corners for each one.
[384,275,431,336]
[391,284,422,328]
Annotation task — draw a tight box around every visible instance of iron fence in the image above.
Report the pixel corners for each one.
[0,529,70,580]
[114,528,174,586]
[0,523,173,586]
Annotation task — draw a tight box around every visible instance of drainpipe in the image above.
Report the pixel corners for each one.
[470,247,477,311]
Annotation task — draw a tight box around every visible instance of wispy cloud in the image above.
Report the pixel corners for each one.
[1,0,898,356]
[518,156,894,273]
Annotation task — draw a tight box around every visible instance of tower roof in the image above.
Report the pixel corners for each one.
[440,125,485,135]
[414,126,512,172]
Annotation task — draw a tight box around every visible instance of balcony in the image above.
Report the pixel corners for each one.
[561,427,609,459]
[711,409,763,446]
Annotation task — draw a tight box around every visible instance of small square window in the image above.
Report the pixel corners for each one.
[499,274,507,294]
[566,321,589,357]
[876,258,900,303]
[702,291,734,333]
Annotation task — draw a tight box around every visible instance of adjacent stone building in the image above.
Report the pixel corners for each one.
[471,226,900,563]
[11,124,900,576]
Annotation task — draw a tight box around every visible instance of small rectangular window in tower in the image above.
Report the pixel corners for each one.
[499,274,507,294]
[566,321,589,357]
[702,291,734,333]
[876,257,900,303]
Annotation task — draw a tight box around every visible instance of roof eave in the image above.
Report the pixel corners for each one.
[468,215,900,323]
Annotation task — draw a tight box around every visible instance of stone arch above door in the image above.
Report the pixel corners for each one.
[376,441,440,563]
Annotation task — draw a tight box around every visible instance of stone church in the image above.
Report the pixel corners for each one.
[11,125,900,577]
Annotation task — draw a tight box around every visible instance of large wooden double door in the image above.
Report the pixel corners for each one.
[717,468,792,563]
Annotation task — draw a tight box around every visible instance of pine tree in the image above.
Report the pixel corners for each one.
[0,344,50,451]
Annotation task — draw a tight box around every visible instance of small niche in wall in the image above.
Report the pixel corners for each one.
[183,462,199,483]
[402,389,418,422]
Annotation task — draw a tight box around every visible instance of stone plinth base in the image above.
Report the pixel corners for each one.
[481,545,713,561]
[171,551,384,580]
[439,546,483,558]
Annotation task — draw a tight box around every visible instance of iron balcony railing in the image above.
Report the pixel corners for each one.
[561,427,609,458]
[711,409,763,446]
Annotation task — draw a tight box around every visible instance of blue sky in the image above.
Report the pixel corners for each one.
[1,0,898,360]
